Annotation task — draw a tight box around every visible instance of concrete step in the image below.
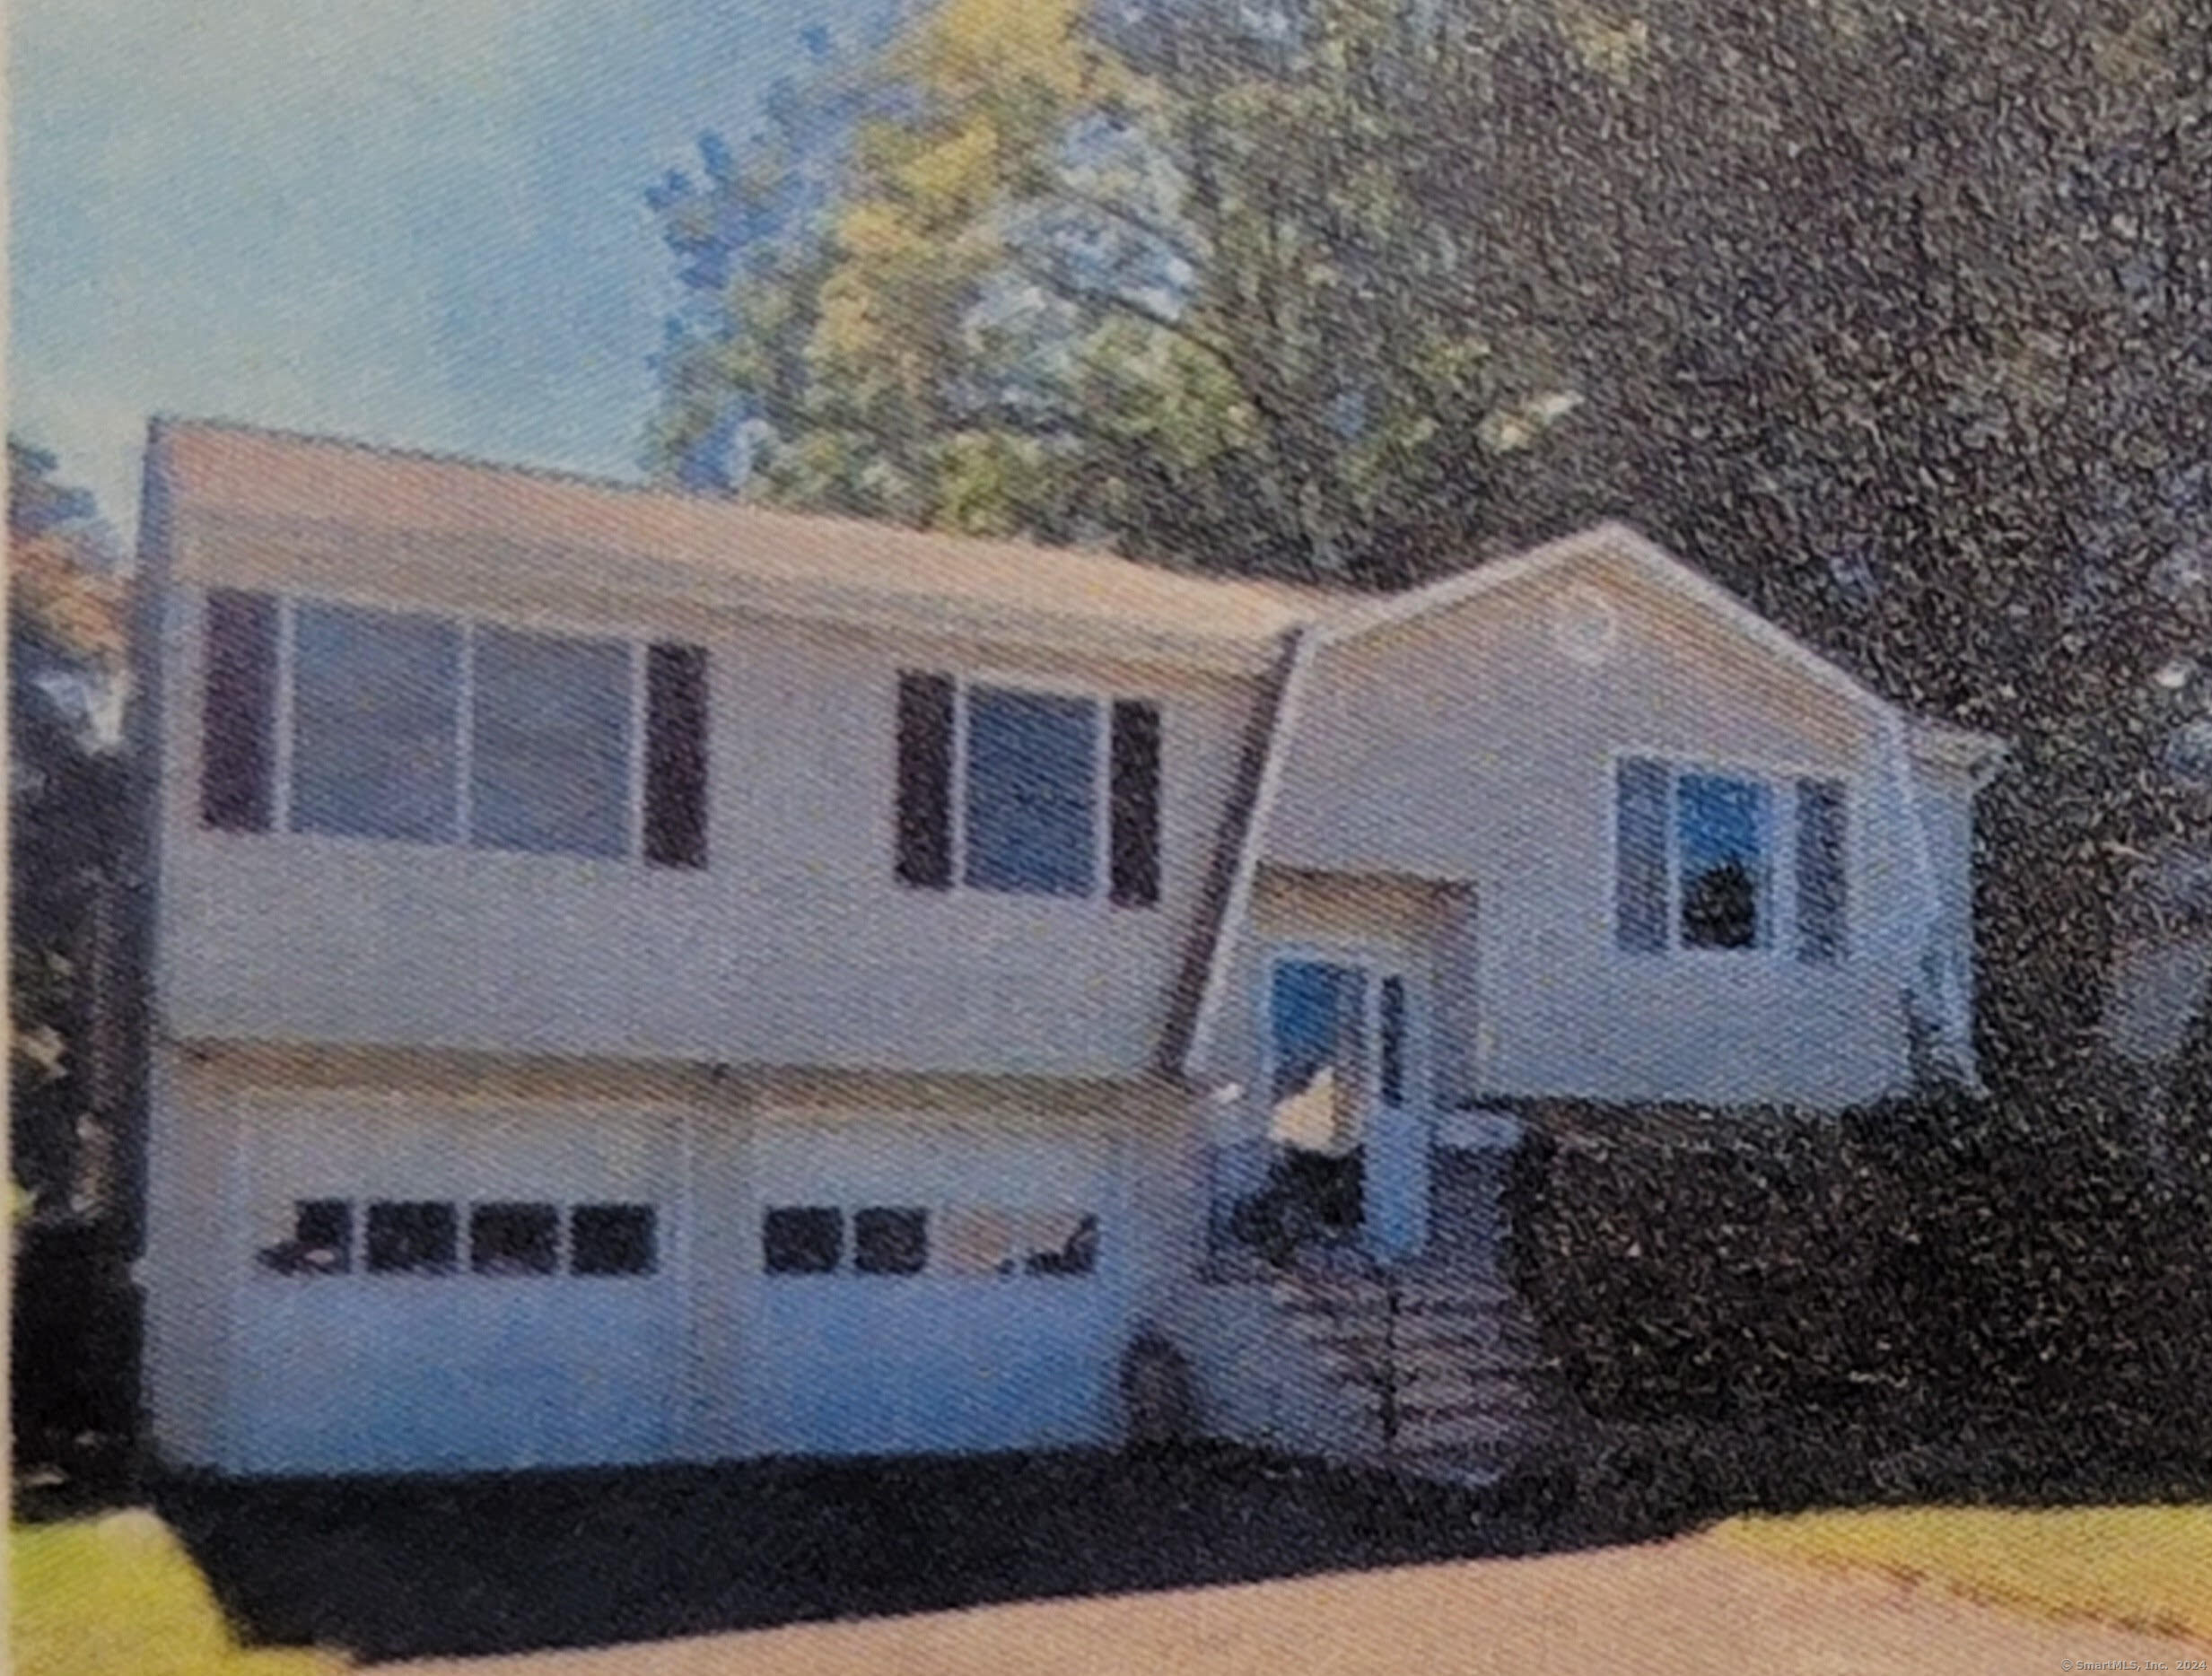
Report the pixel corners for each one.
[1304,1338,1547,1386]
[1269,1278,1518,1315]
[1352,1375,1550,1426]
[1367,1443,1517,1489]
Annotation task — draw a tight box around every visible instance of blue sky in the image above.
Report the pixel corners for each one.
[13,0,884,538]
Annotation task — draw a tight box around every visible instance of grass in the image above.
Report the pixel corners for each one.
[1718,1504,2212,1644]
[13,1511,339,1676]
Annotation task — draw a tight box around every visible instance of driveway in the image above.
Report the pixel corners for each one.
[159,1446,1590,1664]
[396,1539,2206,1676]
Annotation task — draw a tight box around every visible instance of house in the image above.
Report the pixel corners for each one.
[129,419,2004,1479]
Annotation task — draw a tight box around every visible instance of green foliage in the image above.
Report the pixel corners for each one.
[1509,1093,2212,1479]
[651,0,2212,1096]
[10,436,129,1220]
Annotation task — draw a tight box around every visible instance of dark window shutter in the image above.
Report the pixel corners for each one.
[1795,778,1849,962]
[1378,974,1407,1107]
[643,643,710,869]
[896,672,955,888]
[1614,756,1670,953]
[1109,699,1162,908]
[200,589,278,832]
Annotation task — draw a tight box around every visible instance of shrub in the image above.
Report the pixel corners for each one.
[1504,1088,2212,1494]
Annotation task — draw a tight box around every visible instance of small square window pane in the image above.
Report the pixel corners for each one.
[470,1202,559,1276]
[1677,773,1770,951]
[258,1199,352,1276]
[762,1206,842,1274]
[572,1204,657,1276]
[964,688,1097,896]
[365,1201,458,1275]
[1021,1210,1099,1277]
[293,605,461,843]
[940,1207,1020,1277]
[470,627,633,858]
[853,1207,928,1276]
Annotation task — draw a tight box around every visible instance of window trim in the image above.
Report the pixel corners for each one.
[929,668,1158,906]
[1606,749,1855,963]
[225,589,693,866]
[946,672,1122,903]
[1256,940,1417,1124]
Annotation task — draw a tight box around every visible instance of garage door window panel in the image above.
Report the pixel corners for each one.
[763,1206,843,1275]
[365,1201,459,1275]
[572,1204,658,1276]
[941,1207,1020,1277]
[1021,1210,1100,1277]
[853,1207,929,1276]
[257,1198,352,1276]
[471,1202,560,1276]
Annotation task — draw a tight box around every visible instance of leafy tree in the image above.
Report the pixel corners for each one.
[646,0,1581,583]
[651,0,2212,1102]
[10,437,127,1218]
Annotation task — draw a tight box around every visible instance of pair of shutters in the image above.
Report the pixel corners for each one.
[1614,757,1848,961]
[198,589,710,869]
[895,672,1161,908]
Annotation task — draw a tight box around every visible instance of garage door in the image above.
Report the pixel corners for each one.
[230,1097,684,1474]
[747,1120,1130,1456]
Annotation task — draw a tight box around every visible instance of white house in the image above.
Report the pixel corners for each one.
[130,419,2003,1479]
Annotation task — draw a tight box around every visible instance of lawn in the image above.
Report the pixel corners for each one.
[13,1511,339,1676]
[1718,1504,2212,1644]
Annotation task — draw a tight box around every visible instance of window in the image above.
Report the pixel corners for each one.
[257,1199,352,1276]
[1615,758,1849,960]
[762,1206,842,1275]
[940,1207,1021,1276]
[470,628,630,858]
[571,1204,658,1276]
[895,673,1160,904]
[966,688,1097,895]
[852,1207,929,1276]
[293,605,462,844]
[470,1202,559,1276]
[365,1201,459,1275]
[1676,773,1770,950]
[197,591,707,868]
[1021,1210,1099,1277]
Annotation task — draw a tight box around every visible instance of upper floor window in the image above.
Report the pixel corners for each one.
[200,590,708,868]
[894,671,1160,905]
[1615,757,1848,961]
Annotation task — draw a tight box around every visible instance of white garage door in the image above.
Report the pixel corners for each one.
[747,1120,1131,1457]
[229,1097,685,1474]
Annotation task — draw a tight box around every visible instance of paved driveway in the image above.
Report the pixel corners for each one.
[396,1538,2206,1676]
[161,1446,1588,1664]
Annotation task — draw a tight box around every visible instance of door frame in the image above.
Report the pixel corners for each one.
[1254,939,1428,1260]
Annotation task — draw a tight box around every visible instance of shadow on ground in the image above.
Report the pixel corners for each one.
[157,1445,1633,1664]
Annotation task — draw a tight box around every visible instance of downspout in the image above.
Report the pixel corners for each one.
[1170,625,1321,1085]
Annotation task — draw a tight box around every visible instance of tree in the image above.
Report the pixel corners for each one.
[645,0,1581,583]
[10,437,128,1218]
[650,0,2212,1101]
